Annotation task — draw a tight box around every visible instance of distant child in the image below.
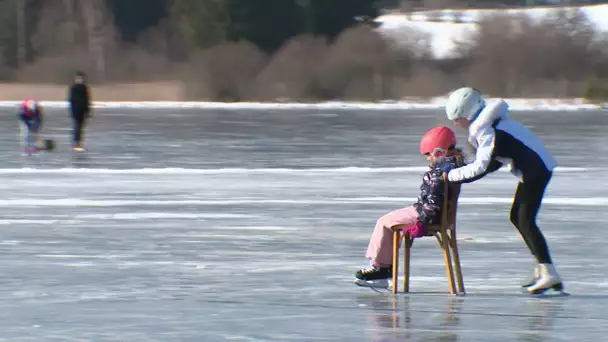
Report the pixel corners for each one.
[18,99,43,155]
[355,126,466,288]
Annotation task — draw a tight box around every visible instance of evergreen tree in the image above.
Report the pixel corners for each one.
[0,0,18,70]
[167,0,380,52]
[170,0,229,49]
[223,0,308,52]
[108,0,169,42]
[306,0,379,40]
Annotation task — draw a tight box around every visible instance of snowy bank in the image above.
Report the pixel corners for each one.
[375,4,608,59]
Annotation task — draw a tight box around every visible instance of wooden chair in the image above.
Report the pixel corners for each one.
[391,173,465,295]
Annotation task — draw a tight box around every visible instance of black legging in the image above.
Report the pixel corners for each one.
[509,170,553,264]
[72,111,87,146]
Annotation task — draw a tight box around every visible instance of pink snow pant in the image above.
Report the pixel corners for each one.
[365,206,420,268]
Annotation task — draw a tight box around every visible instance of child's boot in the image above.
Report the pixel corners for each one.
[354,266,391,288]
[23,146,36,156]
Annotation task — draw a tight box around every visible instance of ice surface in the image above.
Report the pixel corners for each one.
[0,107,607,341]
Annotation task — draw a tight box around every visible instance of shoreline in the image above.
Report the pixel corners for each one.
[0,98,604,112]
[0,81,608,111]
[0,83,604,111]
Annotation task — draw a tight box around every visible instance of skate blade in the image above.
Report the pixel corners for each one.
[354,278,389,290]
[520,279,537,288]
[522,281,563,290]
[523,283,569,297]
[529,290,570,298]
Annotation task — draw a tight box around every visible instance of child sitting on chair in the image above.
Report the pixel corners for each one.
[355,126,466,288]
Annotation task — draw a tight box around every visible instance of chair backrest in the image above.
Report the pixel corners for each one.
[441,173,461,229]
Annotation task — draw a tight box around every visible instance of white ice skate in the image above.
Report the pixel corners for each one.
[354,278,389,289]
[526,263,564,295]
[521,264,541,288]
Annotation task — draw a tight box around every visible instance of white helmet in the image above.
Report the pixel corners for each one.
[445,87,485,121]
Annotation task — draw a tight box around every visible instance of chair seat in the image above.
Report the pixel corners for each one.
[396,223,451,237]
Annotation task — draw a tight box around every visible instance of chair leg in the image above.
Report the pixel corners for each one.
[404,234,412,293]
[440,229,457,294]
[450,231,465,294]
[392,230,400,294]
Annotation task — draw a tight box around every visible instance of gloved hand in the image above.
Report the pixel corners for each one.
[405,221,428,238]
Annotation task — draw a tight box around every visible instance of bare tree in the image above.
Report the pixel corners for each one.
[183,41,267,101]
[400,0,419,13]
[252,35,329,101]
[31,0,75,55]
[16,0,26,67]
[62,0,77,47]
[313,25,395,100]
[79,0,116,81]
[422,0,462,10]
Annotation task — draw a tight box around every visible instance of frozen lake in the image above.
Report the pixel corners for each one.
[0,106,607,341]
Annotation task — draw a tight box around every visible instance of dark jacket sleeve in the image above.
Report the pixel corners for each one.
[487,159,503,173]
[418,168,446,226]
[17,111,29,128]
[68,84,75,106]
[83,85,91,112]
[457,159,504,184]
[69,84,91,112]
[418,157,465,225]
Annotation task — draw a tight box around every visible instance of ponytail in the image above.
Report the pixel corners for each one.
[448,146,467,165]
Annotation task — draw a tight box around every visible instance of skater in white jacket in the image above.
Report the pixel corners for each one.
[444,87,563,295]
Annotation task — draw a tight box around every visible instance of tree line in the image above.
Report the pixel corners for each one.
[0,0,378,74]
[0,0,607,100]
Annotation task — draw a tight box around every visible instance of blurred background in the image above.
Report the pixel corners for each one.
[1,3,607,340]
[0,0,607,101]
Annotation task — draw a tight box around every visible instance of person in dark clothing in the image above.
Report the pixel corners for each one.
[68,71,91,152]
